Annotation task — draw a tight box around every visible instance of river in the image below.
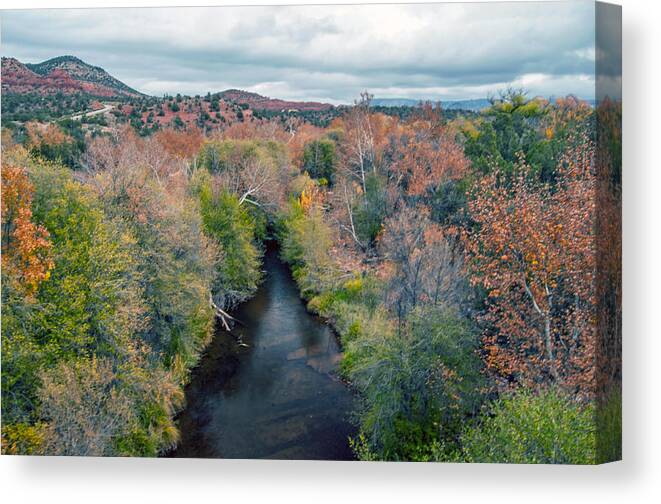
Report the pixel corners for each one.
[169,245,356,460]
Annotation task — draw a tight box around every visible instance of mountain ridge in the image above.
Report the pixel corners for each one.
[25,55,142,96]
[216,88,334,112]
[2,56,337,112]
[371,97,492,111]
[2,56,142,98]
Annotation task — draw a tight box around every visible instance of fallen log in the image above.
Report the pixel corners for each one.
[209,294,246,330]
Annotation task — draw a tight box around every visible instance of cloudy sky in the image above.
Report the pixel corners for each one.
[1,2,597,104]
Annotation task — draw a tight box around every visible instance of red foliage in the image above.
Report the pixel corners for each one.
[1,57,135,98]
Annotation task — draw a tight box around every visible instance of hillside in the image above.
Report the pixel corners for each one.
[1,55,338,125]
[25,55,142,96]
[2,56,141,99]
[217,89,334,112]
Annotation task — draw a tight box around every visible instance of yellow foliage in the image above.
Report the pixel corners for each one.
[344,277,363,294]
[299,189,313,211]
[1,423,46,455]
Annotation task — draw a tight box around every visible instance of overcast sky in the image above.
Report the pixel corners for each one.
[1,2,597,104]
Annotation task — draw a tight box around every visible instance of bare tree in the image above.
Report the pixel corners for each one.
[38,357,136,457]
[380,206,465,326]
[342,91,376,193]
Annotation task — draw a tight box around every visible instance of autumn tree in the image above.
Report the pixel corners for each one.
[23,121,83,168]
[85,127,217,366]
[380,205,465,326]
[3,131,218,456]
[154,127,204,168]
[391,103,468,197]
[1,165,54,295]
[279,181,337,297]
[465,141,596,397]
[330,100,469,253]
[199,139,289,209]
[38,357,137,456]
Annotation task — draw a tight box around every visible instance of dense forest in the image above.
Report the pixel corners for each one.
[1,91,621,462]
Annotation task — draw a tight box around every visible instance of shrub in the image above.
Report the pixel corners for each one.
[38,357,137,457]
[347,307,483,460]
[2,142,218,456]
[596,386,622,463]
[353,173,387,247]
[459,389,596,464]
[277,198,336,297]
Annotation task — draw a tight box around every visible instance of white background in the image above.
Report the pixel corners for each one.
[1,0,659,502]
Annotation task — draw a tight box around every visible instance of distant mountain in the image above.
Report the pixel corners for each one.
[26,55,141,96]
[371,98,423,107]
[2,56,142,98]
[443,99,492,111]
[217,89,334,112]
[371,97,491,112]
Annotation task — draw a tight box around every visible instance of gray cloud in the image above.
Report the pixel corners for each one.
[1,2,597,103]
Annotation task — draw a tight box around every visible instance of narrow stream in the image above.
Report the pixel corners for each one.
[169,245,356,460]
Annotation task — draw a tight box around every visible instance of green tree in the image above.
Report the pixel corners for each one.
[198,178,262,308]
[303,138,337,184]
[348,307,483,461]
[353,173,387,247]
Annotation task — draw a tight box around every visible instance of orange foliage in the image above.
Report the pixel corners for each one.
[154,127,204,159]
[298,183,323,215]
[24,122,71,150]
[465,139,597,398]
[217,120,290,143]
[1,165,54,294]
[400,105,468,196]
[289,122,325,169]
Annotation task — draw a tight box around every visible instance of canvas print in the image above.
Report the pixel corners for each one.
[0,1,621,463]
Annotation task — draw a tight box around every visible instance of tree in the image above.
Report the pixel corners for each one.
[23,121,83,168]
[38,357,136,456]
[302,138,337,183]
[380,205,465,326]
[348,307,483,461]
[342,92,377,193]
[155,127,204,162]
[2,135,216,456]
[278,187,337,297]
[198,177,262,309]
[172,115,185,129]
[199,139,288,209]
[1,159,145,450]
[393,103,468,198]
[353,173,388,248]
[85,127,217,366]
[465,140,596,397]
[1,164,53,295]
[464,90,547,176]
